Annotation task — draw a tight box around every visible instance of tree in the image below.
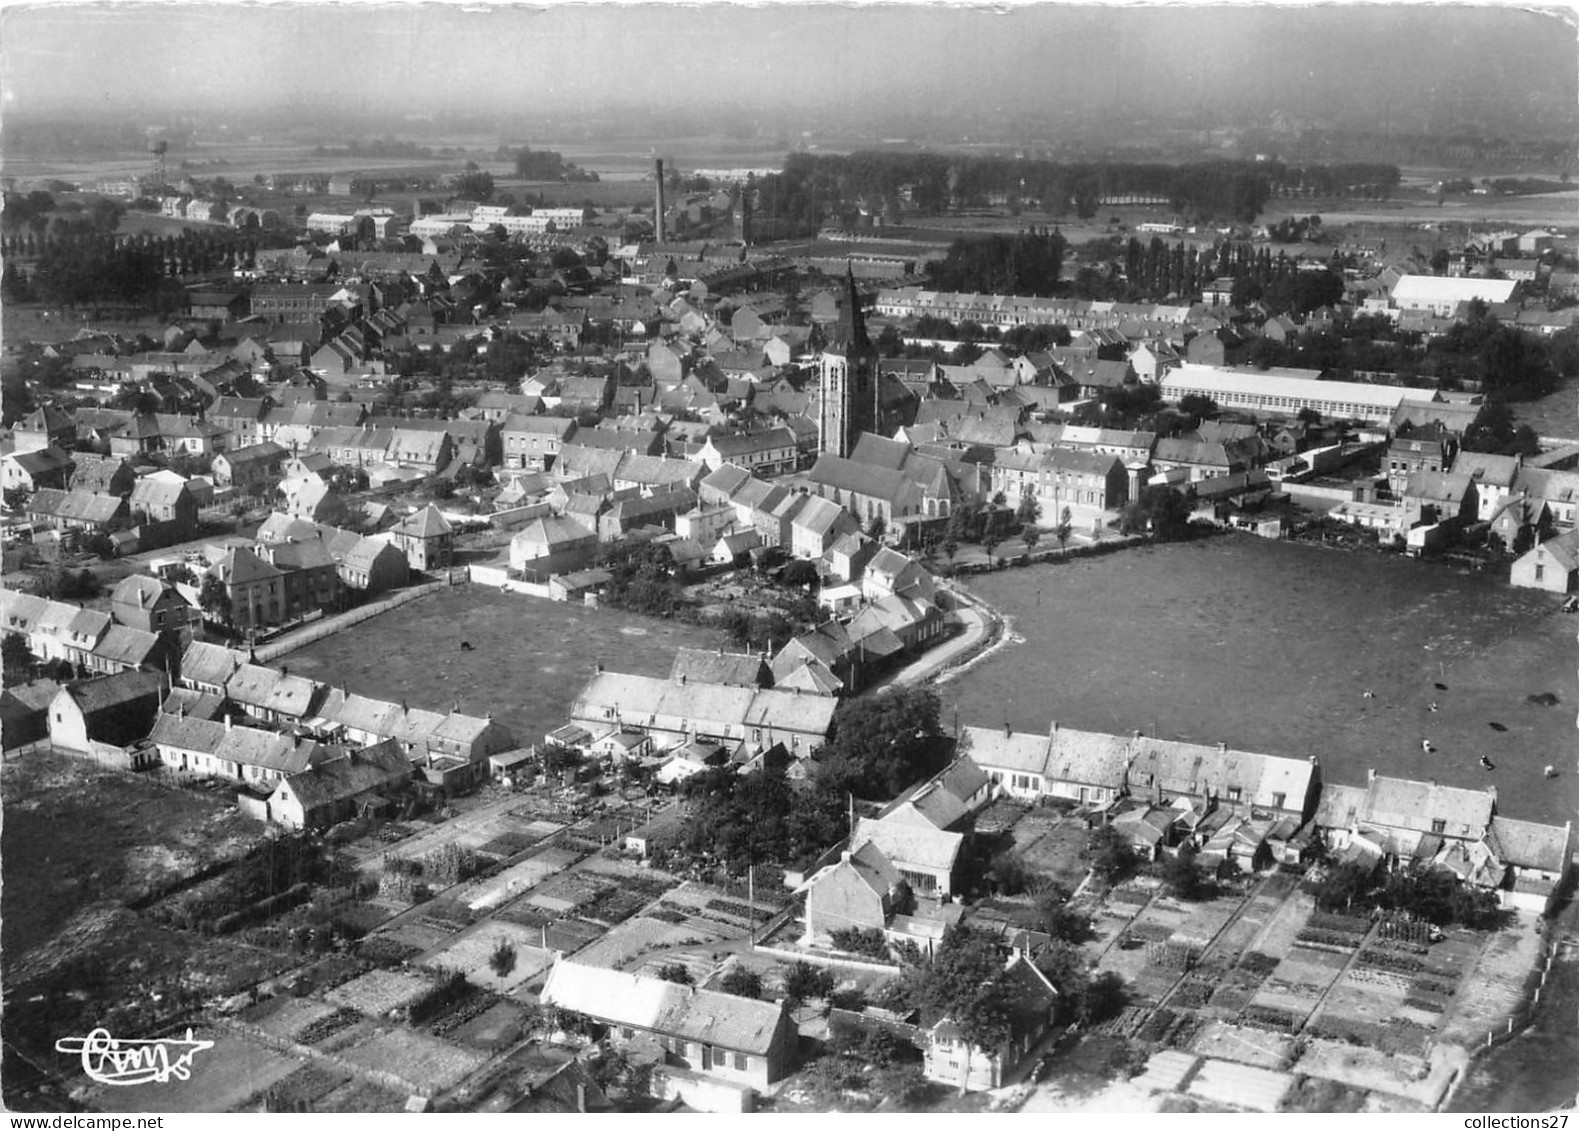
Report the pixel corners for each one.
[1178,393,1218,420]
[1022,524,1042,553]
[1310,860,1378,912]
[198,574,232,628]
[989,850,1036,896]
[982,533,1000,567]
[1035,886,1093,944]
[1056,506,1073,551]
[1160,842,1206,901]
[1120,485,1195,542]
[1015,492,1042,530]
[719,966,764,1000]
[783,960,833,1005]
[1079,972,1127,1025]
[1088,824,1136,887]
[488,938,517,992]
[3,634,35,686]
[820,685,948,799]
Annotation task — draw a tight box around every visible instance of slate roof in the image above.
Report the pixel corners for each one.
[669,647,770,688]
[148,713,312,774]
[1483,816,1570,873]
[179,640,245,688]
[93,624,161,668]
[275,739,410,811]
[851,814,962,874]
[960,724,1051,776]
[59,670,164,716]
[1360,774,1494,841]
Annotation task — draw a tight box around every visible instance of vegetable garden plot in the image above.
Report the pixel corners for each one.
[1188,1020,1295,1070]
[341,1028,488,1094]
[313,1079,408,1113]
[326,968,438,1016]
[258,1064,351,1111]
[243,995,338,1041]
[421,922,551,992]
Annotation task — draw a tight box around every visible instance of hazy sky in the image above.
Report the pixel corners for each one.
[2,2,1575,130]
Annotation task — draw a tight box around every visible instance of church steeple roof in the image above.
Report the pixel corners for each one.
[828,261,871,355]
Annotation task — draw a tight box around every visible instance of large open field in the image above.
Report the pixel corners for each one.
[944,536,1579,827]
[282,585,725,744]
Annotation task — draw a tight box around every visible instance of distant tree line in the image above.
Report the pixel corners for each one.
[750,153,1401,227]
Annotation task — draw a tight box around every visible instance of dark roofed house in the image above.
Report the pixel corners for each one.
[264,739,411,830]
[389,504,454,572]
[48,670,164,752]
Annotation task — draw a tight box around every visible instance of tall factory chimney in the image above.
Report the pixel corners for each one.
[655,158,667,243]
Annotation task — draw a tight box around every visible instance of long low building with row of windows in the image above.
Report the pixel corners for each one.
[1158,363,1420,426]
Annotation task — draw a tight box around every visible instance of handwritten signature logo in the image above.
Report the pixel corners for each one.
[55,1028,214,1086]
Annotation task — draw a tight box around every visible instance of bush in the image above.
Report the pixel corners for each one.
[989,850,1037,896]
[655,962,692,985]
[829,927,890,959]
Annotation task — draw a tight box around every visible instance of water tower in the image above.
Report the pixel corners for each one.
[150,140,168,189]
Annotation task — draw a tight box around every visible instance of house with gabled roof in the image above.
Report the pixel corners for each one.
[569,669,836,761]
[47,670,164,752]
[803,840,908,943]
[388,504,453,571]
[850,814,963,898]
[263,739,411,830]
[1126,737,1318,822]
[1510,530,1579,592]
[540,958,796,1110]
[147,712,323,788]
[789,494,860,560]
[1481,816,1574,914]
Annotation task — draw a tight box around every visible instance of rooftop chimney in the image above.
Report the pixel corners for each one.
[1367,767,1377,784]
[224,713,232,732]
[1217,741,1227,753]
[1050,720,1058,735]
[1004,722,1012,738]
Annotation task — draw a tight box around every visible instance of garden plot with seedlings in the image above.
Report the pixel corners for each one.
[570,914,723,971]
[455,846,583,912]
[240,994,341,1042]
[1248,949,1346,1021]
[326,968,439,1017]
[86,1030,300,1114]
[258,1063,353,1110]
[421,921,552,992]
[341,1027,488,1095]
[370,916,462,956]
[313,1078,408,1113]
[1187,1020,1296,1071]
[522,868,611,915]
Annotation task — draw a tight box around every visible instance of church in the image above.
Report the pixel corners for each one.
[817,265,880,458]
